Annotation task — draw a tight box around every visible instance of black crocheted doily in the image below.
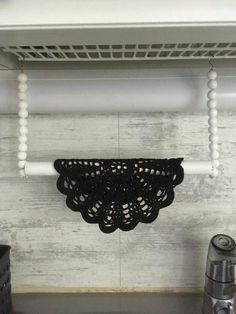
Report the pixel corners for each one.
[54,158,184,233]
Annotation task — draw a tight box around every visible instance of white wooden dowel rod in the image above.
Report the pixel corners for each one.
[25,162,58,176]
[24,161,213,176]
[182,161,212,175]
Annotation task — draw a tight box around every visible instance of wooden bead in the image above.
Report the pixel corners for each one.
[18,92,27,100]
[18,160,26,169]
[212,160,220,168]
[208,109,217,118]
[17,151,27,160]
[208,80,217,89]
[209,142,218,151]
[18,83,28,92]
[19,169,26,177]
[207,100,217,109]
[18,73,28,83]
[207,90,216,99]
[211,151,219,159]
[209,134,219,142]
[18,135,27,143]
[18,101,28,110]
[18,109,28,118]
[208,126,218,134]
[18,143,28,152]
[208,141,219,151]
[207,70,217,80]
[211,168,219,177]
[19,118,28,126]
[208,118,217,126]
[19,126,28,135]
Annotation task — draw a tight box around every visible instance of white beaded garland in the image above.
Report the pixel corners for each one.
[19,135,27,143]
[208,118,218,126]
[208,108,217,118]
[207,70,217,80]
[18,109,28,118]
[19,125,28,135]
[18,160,26,168]
[209,142,218,151]
[18,73,28,83]
[18,143,28,152]
[212,159,220,168]
[209,134,219,142]
[208,80,217,89]
[17,151,27,160]
[19,101,28,110]
[17,71,28,176]
[19,169,25,177]
[207,100,217,109]
[211,168,219,177]
[208,126,218,134]
[207,90,216,99]
[207,66,219,177]
[18,83,28,92]
[18,92,27,100]
[19,118,28,127]
[211,151,219,160]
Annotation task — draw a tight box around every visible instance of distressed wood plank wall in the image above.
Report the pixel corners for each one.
[0,113,236,292]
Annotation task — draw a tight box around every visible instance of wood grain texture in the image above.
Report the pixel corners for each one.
[0,113,236,292]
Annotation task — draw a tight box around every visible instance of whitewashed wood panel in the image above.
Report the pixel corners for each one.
[0,113,236,292]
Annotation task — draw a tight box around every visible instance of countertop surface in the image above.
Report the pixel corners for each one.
[12,292,203,314]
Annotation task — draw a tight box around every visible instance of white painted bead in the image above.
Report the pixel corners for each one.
[207,90,216,99]
[19,169,26,177]
[18,92,27,100]
[211,168,219,177]
[19,126,28,135]
[207,100,217,109]
[18,109,28,118]
[207,70,217,80]
[212,159,220,168]
[211,151,219,159]
[209,142,218,151]
[18,83,28,92]
[18,135,27,143]
[208,80,218,89]
[208,118,218,126]
[18,143,28,152]
[17,151,27,160]
[209,134,219,142]
[19,118,28,127]
[18,101,28,110]
[208,109,218,118]
[210,143,218,149]
[18,160,26,169]
[208,126,218,134]
[18,73,28,83]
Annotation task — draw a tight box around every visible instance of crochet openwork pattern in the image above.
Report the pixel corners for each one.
[54,158,184,233]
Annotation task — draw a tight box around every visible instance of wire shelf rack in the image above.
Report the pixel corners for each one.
[3,42,236,61]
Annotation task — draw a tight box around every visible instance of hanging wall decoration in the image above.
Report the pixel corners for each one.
[17,61,219,233]
[54,158,184,233]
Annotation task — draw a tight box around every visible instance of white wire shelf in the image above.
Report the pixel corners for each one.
[3,42,236,62]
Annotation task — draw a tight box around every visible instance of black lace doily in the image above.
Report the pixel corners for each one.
[54,158,184,233]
